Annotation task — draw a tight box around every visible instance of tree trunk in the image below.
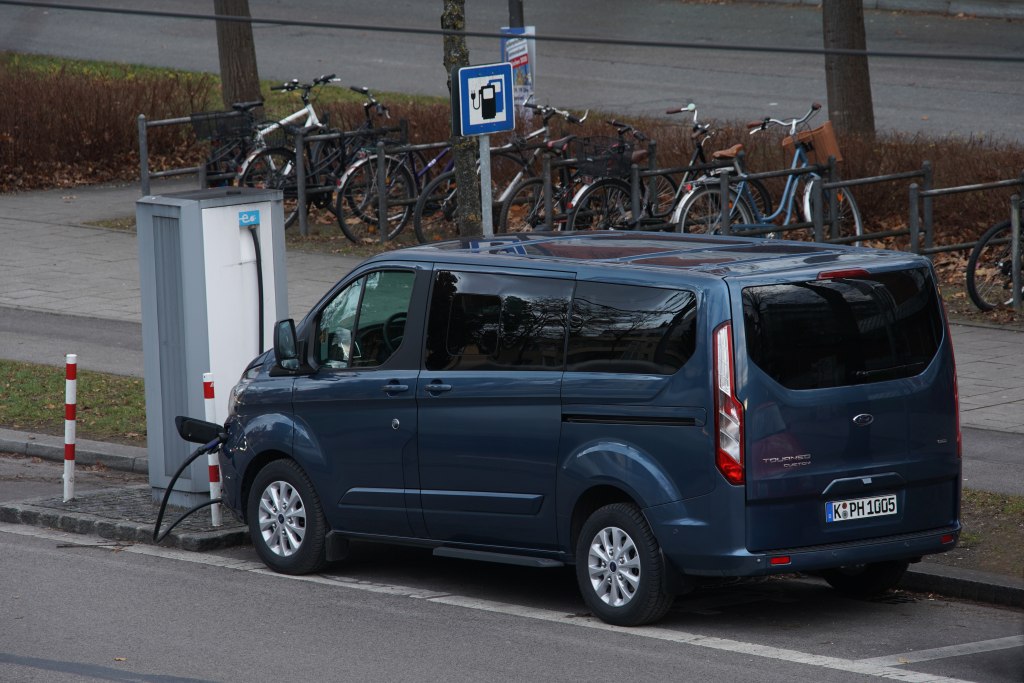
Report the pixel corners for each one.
[442,0,482,237]
[214,0,262,110]
[822,0,875,139]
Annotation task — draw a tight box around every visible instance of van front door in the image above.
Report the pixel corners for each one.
[293,268,425,537]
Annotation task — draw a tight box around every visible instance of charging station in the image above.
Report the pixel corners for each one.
[136,187,287,508]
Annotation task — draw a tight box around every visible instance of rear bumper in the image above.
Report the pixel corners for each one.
[648,498,960,577]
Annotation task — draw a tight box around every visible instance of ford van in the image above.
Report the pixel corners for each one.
[218,231,961,626]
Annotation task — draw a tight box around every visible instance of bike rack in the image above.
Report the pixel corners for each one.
[908,174,1024,255]
[290,121,407,236]
[138,113,210,196]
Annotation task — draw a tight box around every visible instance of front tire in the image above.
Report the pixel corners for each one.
[568,179,633,230]
[575,503,674,626]
[820,560,909,598]
[803,179,864,245]
[247,459,327,575]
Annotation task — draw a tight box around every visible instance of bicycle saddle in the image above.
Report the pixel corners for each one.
[231,100,264,112]
[711,144,744,160]
[547,135,576,153]
[631,149,649,164]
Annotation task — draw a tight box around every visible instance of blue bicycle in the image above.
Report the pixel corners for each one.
[674,103,863,244]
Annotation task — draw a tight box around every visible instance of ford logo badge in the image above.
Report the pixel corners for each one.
[853,414,874,427]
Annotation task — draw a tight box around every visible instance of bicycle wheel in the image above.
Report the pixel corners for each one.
[676,185,754,235]
[966,219,1023,311]
[746,177,774,218]
[499,177,550,232]
[803,179,864,245]
[413,171,459,243]
[568,178,633,230]
[646,173,680,219]
[335,155,415,243]
[239,146,303,229]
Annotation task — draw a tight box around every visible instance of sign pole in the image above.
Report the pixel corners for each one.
[479,134,494,238]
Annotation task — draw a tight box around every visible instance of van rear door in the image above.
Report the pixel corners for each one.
[735,265,960,552]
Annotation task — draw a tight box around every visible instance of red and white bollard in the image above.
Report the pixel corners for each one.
[203,372,223,527]
[63,353,77,502]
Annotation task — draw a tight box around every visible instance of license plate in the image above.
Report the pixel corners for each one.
[826,494,898,523]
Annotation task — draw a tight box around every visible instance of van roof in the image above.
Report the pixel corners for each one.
[382,232,926,279]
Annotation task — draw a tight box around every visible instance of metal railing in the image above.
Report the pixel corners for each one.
[138,113,212,196]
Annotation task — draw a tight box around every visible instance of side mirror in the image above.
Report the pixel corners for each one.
[274,319,300,371]
[174,416,223,445]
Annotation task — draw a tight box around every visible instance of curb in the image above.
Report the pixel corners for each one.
[903,563,1024,608]
[2,429,1021,608]
[740,0,1024,20]
[0,427,148,474]
[0,485,247,552]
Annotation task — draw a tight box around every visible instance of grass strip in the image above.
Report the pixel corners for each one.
[0,359,146,444]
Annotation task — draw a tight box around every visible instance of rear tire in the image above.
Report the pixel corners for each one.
[966,219,1022,311]
[413,171,460,243]
[676,185,754,235]
[575,503,674,626]
[239,147,303,229]
[820,560,909,598]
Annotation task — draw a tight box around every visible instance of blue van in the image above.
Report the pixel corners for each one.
[218,231,961,626]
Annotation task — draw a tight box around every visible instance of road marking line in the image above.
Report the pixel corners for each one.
[857,635,1024,666]
[0,523,983,682]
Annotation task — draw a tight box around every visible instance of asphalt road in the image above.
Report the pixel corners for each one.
[1,507,1022,682]
[0,0,1020,141]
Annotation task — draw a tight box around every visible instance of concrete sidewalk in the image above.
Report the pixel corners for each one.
[1,180,1022,433]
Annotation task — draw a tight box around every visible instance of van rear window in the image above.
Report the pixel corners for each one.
[742,267,943,389]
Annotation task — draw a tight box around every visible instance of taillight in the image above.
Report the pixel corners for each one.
[817,268,869,280]
[940,299,962,459]
[713,322,744,485]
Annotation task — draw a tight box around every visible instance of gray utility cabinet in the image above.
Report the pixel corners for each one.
[136,188,287,507]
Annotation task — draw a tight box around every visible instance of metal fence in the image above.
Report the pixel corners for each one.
[137,110,1023,311]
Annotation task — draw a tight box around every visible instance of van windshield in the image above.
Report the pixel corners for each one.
[741,267,943,390]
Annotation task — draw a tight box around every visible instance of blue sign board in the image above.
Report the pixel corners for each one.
[451,62,515,137]
[238,210,260,227]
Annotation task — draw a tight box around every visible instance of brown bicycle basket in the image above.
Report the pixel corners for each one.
[781,120,842,164]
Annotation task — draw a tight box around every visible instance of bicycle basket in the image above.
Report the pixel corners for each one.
[190,110,252,141]
[781,120,842,165]
[574,136,633,178]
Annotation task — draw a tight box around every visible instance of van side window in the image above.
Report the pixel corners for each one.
[316,270,415,369]
[566,283,698,374]
[425,270,572,371]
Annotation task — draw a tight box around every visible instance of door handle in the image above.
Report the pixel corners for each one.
[424,382,452,394]
[381,382,409,394]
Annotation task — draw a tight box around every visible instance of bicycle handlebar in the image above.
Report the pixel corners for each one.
[270,74,338,93]
[523,100,588,125]
[748,102,822,135]
[606,119,647,142]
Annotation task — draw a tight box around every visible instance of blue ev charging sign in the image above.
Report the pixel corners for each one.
[451,62,515,137]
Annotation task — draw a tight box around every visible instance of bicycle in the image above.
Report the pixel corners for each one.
[190,99,264,186]
[566,105,773,232]
[333,86,425,242]
[965,207,1024,310]
[675,102,863,244]
[413,100,585,243]
[237,74,341,228]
